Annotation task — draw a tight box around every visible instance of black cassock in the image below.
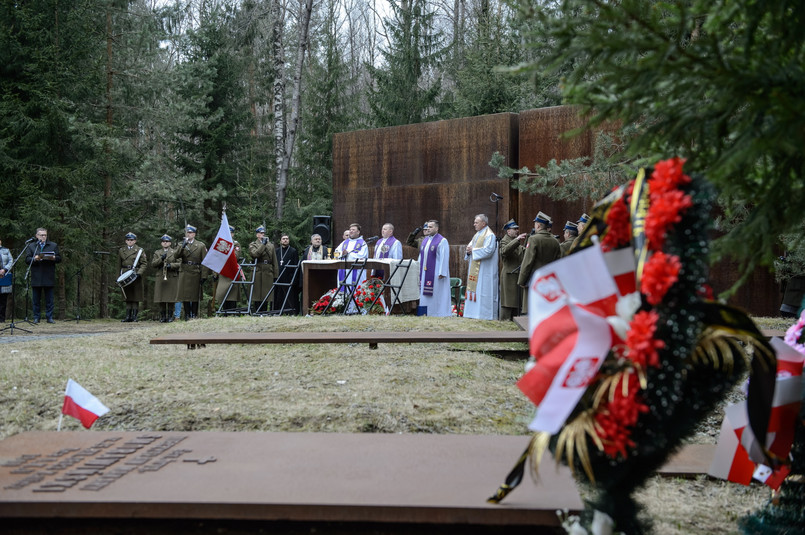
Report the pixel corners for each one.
[273,245,300,314]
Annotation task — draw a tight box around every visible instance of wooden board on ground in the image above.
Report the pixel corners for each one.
[0,431,581,527]
[656,444,716,478]
[150,331,528,347]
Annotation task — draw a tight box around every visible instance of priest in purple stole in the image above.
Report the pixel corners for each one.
[418,220,451,316]
[336,223,368,290]
[372,223,403,279]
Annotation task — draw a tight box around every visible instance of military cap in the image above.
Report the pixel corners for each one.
[503,219,519,230]
[160,234,172,242]
[577,213,590,224]
[534,211,552,225]
[185,225,197,233]
[125,232,137,240]
[564,221,579,235]
[256,226,266,233]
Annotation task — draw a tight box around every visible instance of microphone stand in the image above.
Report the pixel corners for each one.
[0,244,36,334]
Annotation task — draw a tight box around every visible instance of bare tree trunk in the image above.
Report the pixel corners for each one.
[276,0,314,219]
[271,0,287,222]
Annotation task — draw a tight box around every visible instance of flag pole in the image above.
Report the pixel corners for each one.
[57,413,63,431]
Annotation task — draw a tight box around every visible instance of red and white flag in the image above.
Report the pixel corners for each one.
[518,245,618,433]
[603,247,636,296]
[202,212,241,280]
[61,379,110,429]
[709,338,803,490]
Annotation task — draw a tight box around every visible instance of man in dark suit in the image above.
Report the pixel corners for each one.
[25,228,61,323]
[274,233,300,314]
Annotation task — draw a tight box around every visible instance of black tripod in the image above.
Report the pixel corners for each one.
[0,244,36,334]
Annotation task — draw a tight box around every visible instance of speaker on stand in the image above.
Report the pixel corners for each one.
[312,215,332,246]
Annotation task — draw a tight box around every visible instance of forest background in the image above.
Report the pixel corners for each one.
[1,0,803,320]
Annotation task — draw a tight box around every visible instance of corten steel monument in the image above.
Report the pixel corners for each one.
[332,106,779,315]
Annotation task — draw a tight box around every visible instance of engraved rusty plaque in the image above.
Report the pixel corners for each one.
[0,431,582,526]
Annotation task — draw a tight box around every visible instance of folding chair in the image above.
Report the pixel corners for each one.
[324,258,366,315]
[368,259,414,315]
[263,261,301,315]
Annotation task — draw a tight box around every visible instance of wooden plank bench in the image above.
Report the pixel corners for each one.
[150,330,529,350]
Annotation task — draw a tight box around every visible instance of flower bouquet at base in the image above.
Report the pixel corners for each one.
[353,277,387,315]
[487,158,780,535]
[311,288,346,314]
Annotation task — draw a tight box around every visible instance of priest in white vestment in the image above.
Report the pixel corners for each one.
[418,220,451,317]
[334,223,368,313]
[463,214,499,320]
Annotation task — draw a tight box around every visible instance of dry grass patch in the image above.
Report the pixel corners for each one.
[0,315,779,533]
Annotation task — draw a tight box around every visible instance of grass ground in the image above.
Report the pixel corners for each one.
[1,315,785,533]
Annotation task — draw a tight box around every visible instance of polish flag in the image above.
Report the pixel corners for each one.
[202,212,241,280]
[709,338,802,490]
[518,245,617,433]
[603,247,636,296]
[61,379,110,429]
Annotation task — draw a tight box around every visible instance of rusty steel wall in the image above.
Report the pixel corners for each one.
[332,106,781,316]
[333,113,518,282]
[517,106,594,231]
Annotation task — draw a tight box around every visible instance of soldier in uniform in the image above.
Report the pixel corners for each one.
[560,221,579,257]
[117,232,147,322]
[517,212,561,313]
[151,234,180,322]
[176,224,208,320]
[248,226,278,313]
[499,219,527,321]
[571,213,590,250]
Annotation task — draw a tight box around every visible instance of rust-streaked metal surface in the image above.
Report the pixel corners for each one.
[0,432,581,525]
[332,113,518,281]
[150,331,528,345]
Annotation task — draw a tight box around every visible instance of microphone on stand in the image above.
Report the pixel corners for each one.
[93,251,111,255]
[25,237,36,244]
[366,236,379,243]
[490,192,503,202]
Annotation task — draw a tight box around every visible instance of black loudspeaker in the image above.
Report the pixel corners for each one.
[312,215,332,245]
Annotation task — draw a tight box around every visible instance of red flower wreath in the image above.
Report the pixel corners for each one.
[594,373,650,458]
[650,156,691,195]
[622,310,665,369]
[640,251,682,305]
[601,194,631,252]
[645,189,693,250]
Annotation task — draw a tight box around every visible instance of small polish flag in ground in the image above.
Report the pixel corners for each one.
[202,212,241,280]
[61,379,110,429]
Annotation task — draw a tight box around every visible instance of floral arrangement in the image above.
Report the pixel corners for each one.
[311,278,386,315]
[311,288,346,314]
[490,158,776,534]
[353,278,386,314]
